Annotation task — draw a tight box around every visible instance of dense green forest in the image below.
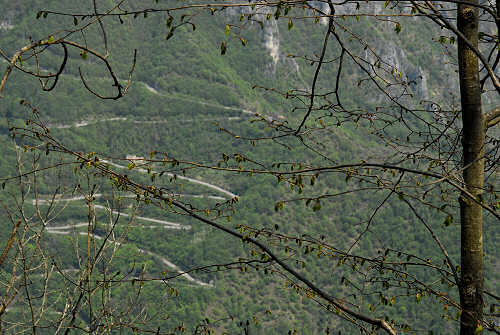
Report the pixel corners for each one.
[0,1,498,334]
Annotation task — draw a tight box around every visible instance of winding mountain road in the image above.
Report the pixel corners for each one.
[34,195,189,230]
[102,159,238,199]
[45,229,212,287]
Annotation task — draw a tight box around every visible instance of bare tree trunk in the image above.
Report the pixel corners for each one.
[457,1,485,334]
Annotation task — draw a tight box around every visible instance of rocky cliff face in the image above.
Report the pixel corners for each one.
[231,3,429,99]
[227,2,464,105]
[262,17,280,65]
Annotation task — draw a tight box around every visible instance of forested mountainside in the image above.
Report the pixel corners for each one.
[0,1,498,334]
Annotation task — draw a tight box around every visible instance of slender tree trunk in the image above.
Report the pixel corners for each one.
[457,1,485,334]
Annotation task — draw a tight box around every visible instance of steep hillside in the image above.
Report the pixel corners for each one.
[0,1,498,334]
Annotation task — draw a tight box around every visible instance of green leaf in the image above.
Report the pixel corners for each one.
[166,16,173,27]
[394,22,402,34]
[274,202,284,211]
[220,41,227,55]
[225,24,230,36]
[312,200,321,212]
[80,51,88,61]
[274,8,281,20]
[128,162,136,170]
[73,16,78,25]
[288,18,293,30]
[443,215,453,227]
[48,35,55,43]
[240,37,246,46]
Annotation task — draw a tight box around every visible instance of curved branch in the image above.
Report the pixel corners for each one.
[168,197,397,334]
[63,40,136,100]
[1,39,135,100]
[41,43,68,92]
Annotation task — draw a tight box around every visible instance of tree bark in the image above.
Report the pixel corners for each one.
[457,1,485,334]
